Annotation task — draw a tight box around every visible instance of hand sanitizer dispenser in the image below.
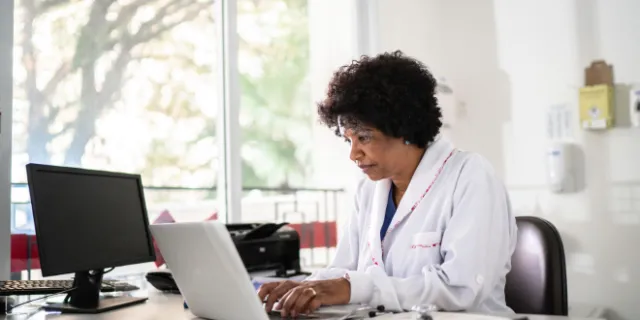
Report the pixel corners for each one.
[631,87,640,127]
[547,142,575,193]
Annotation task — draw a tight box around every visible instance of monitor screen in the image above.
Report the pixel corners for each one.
[27,164,155,277]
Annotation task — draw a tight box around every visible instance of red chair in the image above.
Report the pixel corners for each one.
[153,210,176,224]
[10,234,41,279]
[151,209,219,267]
[205,211,218,221]
[152,210,176,267]
[288,221,338,249]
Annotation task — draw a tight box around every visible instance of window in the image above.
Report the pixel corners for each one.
[237,0,360,268]
[10,0,223,279]
[5,0,370,279]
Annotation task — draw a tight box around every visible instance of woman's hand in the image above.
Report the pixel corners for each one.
[278,278,351,318]
[257,280,302,313]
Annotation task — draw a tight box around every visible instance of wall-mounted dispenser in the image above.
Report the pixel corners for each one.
[631,86,640,128]
[547,142,583,193]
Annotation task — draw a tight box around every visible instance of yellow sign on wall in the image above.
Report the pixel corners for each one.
[579,84,614,129]
[579,60,615,130]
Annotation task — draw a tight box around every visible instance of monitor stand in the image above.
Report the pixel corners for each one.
[43,269,147,314]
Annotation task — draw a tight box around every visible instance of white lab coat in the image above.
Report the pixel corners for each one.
[307,137,517,313]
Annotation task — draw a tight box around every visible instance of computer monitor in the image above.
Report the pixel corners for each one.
[26,163,156,313]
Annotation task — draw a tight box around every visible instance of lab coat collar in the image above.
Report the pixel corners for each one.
[367,136,455,265]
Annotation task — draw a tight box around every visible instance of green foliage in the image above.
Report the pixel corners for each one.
[238,0,311,187]
[14,0,312,188]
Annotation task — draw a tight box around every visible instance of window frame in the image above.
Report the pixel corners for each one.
[218,0,243,223]
[0,0,14,279]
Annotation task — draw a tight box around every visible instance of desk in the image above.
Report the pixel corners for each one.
[1,289,602,320]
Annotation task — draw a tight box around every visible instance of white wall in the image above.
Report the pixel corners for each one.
[376,0,511,179]
[375,0,640,319]
[0,0,13,280]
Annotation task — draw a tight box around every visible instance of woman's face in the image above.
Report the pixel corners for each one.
[343,126,412,181]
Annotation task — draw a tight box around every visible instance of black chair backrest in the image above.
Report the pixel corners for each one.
[505,216,568,316]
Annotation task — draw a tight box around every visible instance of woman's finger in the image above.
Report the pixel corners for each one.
[280,286,305,318]
[307,298,322,313]
[257,282,279,302]
[275,287,294,311]
[291,287,318,316]
[263,281,297,312]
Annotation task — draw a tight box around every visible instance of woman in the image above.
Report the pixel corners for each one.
[258,51,517,317]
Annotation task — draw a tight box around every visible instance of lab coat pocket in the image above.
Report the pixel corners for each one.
[410,232,442,249]
[407,232,443,267]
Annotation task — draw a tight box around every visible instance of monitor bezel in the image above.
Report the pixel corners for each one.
[26,163,156,277]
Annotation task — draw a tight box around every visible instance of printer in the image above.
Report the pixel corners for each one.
[146,222,306,293]
[226,222,306,278]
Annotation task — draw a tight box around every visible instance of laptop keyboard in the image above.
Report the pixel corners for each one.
[267,310,323,319]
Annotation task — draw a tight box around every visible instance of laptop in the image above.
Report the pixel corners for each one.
[150,221,338,320]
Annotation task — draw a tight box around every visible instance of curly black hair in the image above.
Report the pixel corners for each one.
[317,50,442,148]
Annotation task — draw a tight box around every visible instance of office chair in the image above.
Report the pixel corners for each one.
[505,216,568,316]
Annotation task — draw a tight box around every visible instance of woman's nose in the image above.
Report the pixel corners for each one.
[349,142,362,163]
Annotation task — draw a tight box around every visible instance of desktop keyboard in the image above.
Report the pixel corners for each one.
[0,279,139,296]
